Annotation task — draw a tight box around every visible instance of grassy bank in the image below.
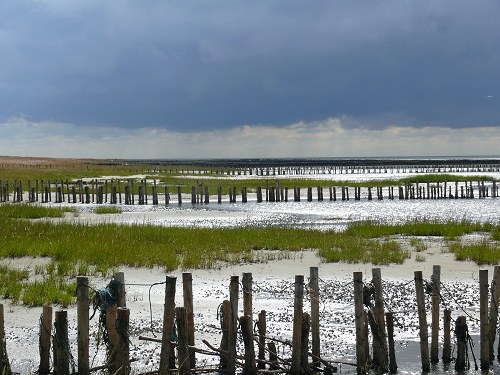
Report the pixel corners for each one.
[1,203,500,305]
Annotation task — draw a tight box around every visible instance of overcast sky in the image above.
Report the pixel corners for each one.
[1,0,499,159]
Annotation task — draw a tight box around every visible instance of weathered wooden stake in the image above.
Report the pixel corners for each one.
[290,275,304,375]
[414,270,430,372]
[176,307,190,375]
[309,267,320,365]
[242,272,253,318]
[39,304,52,375]
[77,276,90,375]
[385,312,397,373]
[431,265,441,363]
[489,265,500,360]
[455,316,467,371]
[183,272,196,368]
[442,308,452,363]
[371,268,388,372]
[54,310,70,375]
[114,307,130,374]
[257,310,266,370]
[221,299,236,375]
[301,312,311,375]
[480,269,490,369]
[159,276,177,374]
[114,271,126,308]
[240,315,257,375]
[354,272,367,375]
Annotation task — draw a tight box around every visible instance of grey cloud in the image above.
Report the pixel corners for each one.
[1,0,499,131]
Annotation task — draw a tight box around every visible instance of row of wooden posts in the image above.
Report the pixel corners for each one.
[354,266,500,374]
[1,266,499,374]
[1,178,499,205]
[165,163,500,177]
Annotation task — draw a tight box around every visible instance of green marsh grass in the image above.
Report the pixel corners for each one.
[94,206,123,214]
[450,241,500,265]
[345,218,492,239]
[0,203,76,219]
[410,238,427,252]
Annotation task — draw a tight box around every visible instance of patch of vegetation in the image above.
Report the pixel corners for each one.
[94,206,122,214]
[345,218,492,240]
[0,203,76,219]
[410,238,427,252]
[415,254,426,262]
[449,241,500,265]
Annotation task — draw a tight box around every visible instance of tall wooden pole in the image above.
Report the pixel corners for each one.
[480,269,490,370]
[183,272,196,368]
[77,276,90,375]
[159,276,176,375]
[290,275,304,375]
[414,271,430,372]
[310,267,320,365]
[354,272,367,375]
[431,265,441,363]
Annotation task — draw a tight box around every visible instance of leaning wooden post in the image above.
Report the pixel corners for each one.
[176,307,190,375]
[183,272,196,368]
[77,276,90,375]
[159,276,177,375]
[290,275,304,375]
[240,315,257,375]
[54,310,70,375]
[39,304,53,375]
[442,308,452,363]
[431,265,441,363]
[480,269,490,370]
[385,312,397,373]
[354,272,367,375]
[371,268,388,372]
[114,308,130,374]
[414,270,430,372]
[309,266,320,365]
[0,304,10,375]
[257,310,266,370]
[455,316,468,371]
[242,272,253,318]
[489,265,500,360]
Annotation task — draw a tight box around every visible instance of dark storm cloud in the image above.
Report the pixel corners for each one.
[1,0,499,131]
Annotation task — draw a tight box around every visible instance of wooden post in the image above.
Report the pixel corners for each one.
[114,271,126,308]
[159,276,177,375]
[106,305,118,371]
[290,275,304,375]
[39,304,52,375]
[114,307,130,374]
[301,312,311,375]
[0,304,10,375]
[480,269,489,369]
[183,273,196,368]
[221,299,236,375]
[455,316,467,371]
[177,186,182,205]
[240,315,257,375]
[309,267,320,365]
[242,272,253,318]
[257,311,266,370]
[354,272,367,375]
[54,310,70,375]
[431,265,441,363]
[414,270,430,372]
[230,276,239,334]
[176,307,190,375]
[268,342,278,370]
[77,276,90,375]
[442,309,452,363]
[489,265,500,360]
[371,268,388,372]
[385,312,397,373]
